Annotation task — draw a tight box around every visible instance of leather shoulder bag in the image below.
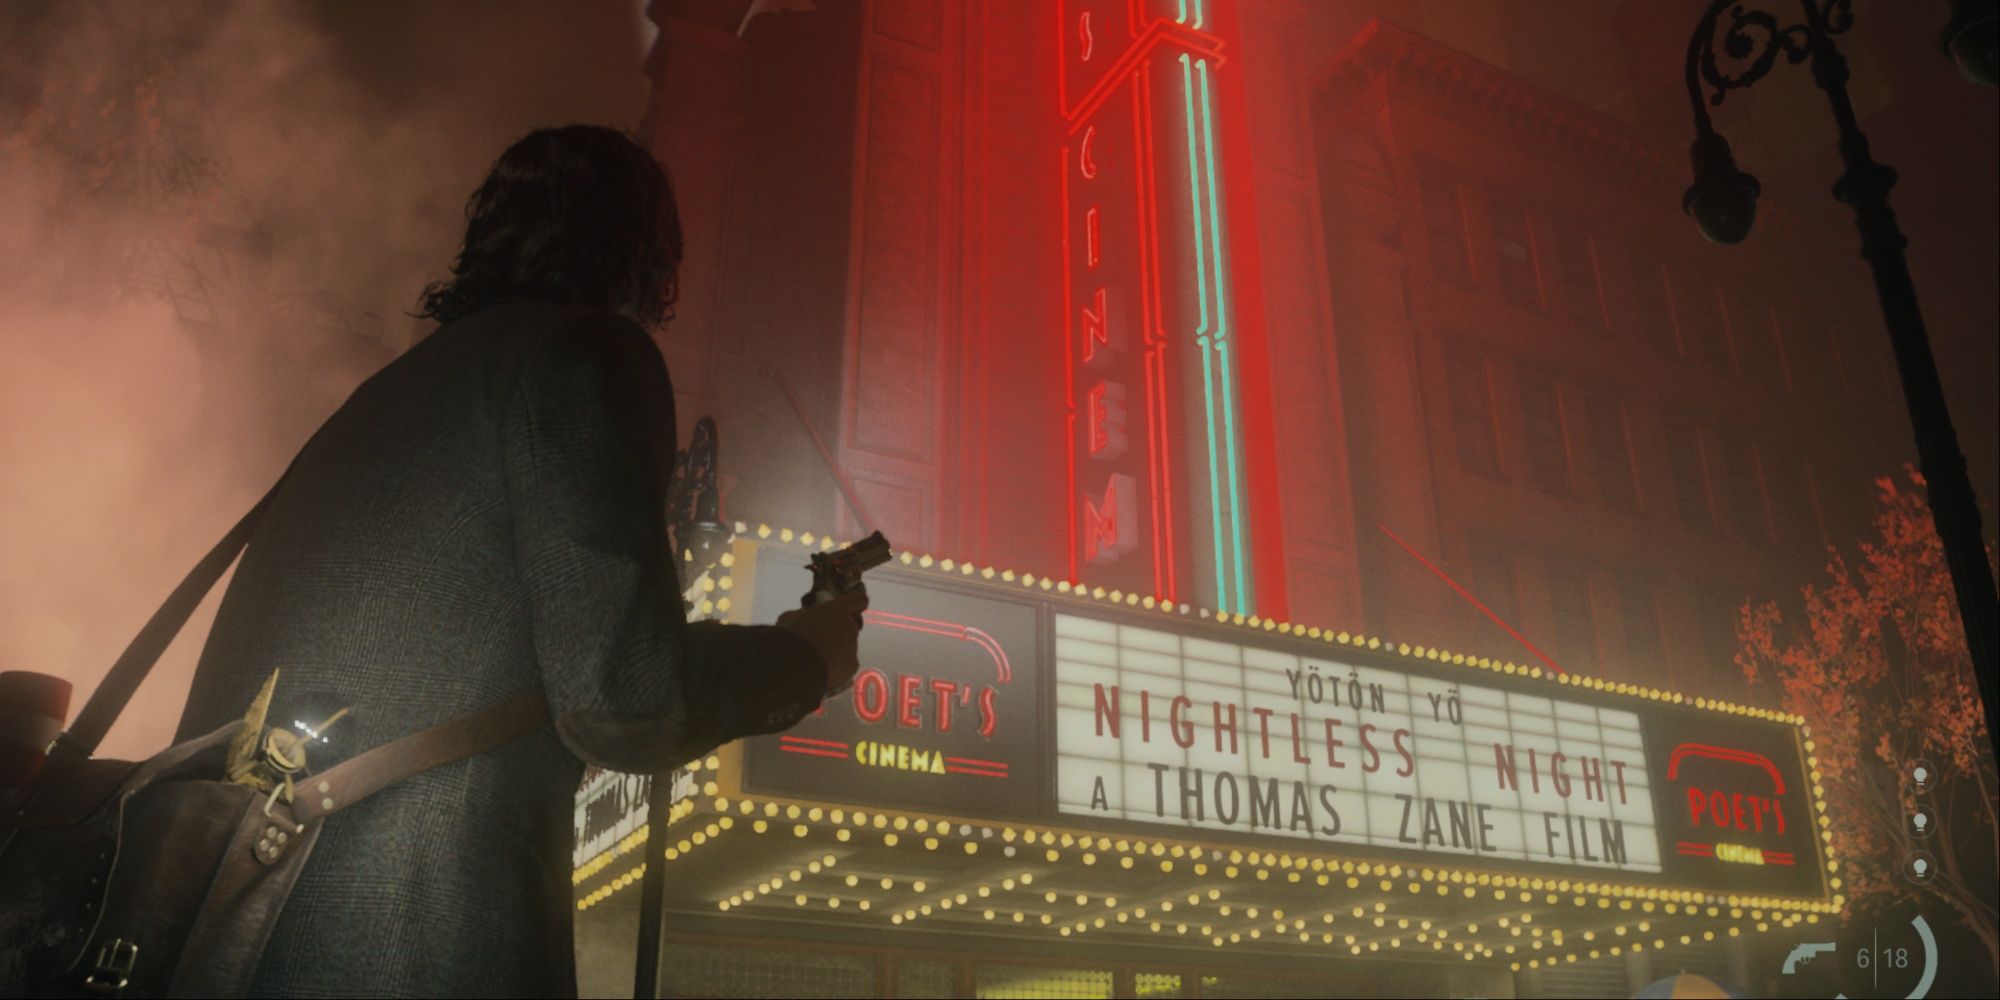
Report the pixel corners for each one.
[0,484,548,997]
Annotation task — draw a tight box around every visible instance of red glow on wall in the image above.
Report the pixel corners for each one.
[1206,0,1287,620]
[1377,521,1566,675]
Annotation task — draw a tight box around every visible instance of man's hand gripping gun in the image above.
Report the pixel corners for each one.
[802,531,891,608]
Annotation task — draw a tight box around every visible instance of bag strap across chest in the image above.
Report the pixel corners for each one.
[49,489,280,769]
[39,457,550,812]
[291,693,549,825]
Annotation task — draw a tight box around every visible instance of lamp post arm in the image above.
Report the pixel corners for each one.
[1686,0,1728,138]
[1688,0,1818,116]
[1791,1,2000,759]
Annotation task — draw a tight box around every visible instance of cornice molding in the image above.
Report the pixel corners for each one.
[1314,19,1682,193]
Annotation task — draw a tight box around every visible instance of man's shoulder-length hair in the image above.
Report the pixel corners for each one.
[417,125,681,327]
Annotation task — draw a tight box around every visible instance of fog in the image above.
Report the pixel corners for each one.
[0,1,652,758]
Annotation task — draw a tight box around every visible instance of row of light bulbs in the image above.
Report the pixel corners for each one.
[1512,919,1770,973]
[575,786,1839,952]
[737,522,1810,726]
[688,858,1810,972]
[574,756,1840,919]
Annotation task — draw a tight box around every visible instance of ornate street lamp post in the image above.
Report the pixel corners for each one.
[1681,0,1998,755]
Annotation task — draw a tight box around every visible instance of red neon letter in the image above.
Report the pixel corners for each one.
[1087,380,1128,459]
[1085,206,1100,267]
[852,669,889,723]
[1082,287,1107,364]
[931,679,959,733]
[977,686,997,738]
[1081,287,1120,368]
[1084,473,1138,564]
[896,674,923,728]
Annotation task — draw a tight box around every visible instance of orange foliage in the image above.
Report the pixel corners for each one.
[1736,467,1996,955]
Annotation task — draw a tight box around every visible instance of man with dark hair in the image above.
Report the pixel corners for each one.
[174,125,864,996]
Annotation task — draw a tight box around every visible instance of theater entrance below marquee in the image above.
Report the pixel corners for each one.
[577,891,1473,998]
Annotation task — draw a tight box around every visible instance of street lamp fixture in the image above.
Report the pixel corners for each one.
[640,412,729,1000]
[1682,0,1999,756]
[668,416,731,587]
[680,486,733,579]
[1682,131,1761,245]
[1941,0,2000,85]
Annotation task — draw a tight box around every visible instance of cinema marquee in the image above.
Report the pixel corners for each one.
[573,528,1843,987]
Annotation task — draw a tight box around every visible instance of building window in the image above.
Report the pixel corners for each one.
[1586,395,1638,508]
[1447,353,1502,476]
[1766,455,1828,554]
[1518,373,1572,492]
[1466,545,1519,625]
[1787,317,1834,398]
[1798,460,1830,552]
[1705,590,1748,697]
[1727,298,1782,388]
[1419,172,1472,285]
[1618,576,1664,681]
[1663,415,1712,527]
[1723,293,1786,387]
[1544,558,1596,674]
[1554,221,1605,329]
[1676,281,1735,371]
[1489,196,1542,309]
[1832,322,1888,396]
[1627,251,1681,357]
[1837,325,1899,401]
[1719,437,1772,542]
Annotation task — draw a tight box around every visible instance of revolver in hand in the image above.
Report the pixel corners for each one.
[803,531,892,608]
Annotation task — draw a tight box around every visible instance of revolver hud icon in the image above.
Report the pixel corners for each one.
[1783,941,1837,975]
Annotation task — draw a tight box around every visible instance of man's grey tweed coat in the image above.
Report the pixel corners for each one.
[174,300,827,997]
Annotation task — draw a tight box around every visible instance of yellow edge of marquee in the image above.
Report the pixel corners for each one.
[723,521,1813,726]
[576,756,1843,973]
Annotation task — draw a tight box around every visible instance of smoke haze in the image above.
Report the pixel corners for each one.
[0,1,652,758]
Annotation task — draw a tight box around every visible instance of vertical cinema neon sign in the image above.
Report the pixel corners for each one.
[1061,0,1253,614]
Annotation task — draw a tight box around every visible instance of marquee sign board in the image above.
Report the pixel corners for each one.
[1642,718,1825,894]
[734,540,1828,900]
[740,557,1043,820]
[1053,614,1662,874]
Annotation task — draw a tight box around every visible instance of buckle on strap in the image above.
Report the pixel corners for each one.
[82,937,138,994]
